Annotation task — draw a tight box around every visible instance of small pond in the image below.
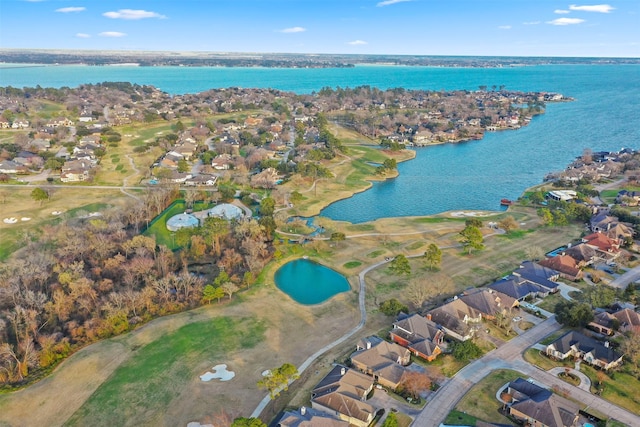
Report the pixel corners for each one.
[274,258,350,305]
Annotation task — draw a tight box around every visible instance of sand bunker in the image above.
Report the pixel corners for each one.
[51,211,63,216]
[200,364,235,382]
[450,211,493,218]
[187,423,213,427]
[3,218,17,224]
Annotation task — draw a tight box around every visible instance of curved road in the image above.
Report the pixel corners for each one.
[413,316,640,427]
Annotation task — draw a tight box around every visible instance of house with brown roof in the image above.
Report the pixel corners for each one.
[350,336,410,389]
[589,308,640,336]
[562,244,597,266]
[459,288,518,320]
[505,378,581,427]
[546,331,623,371]
[389,314,444,362]
[278,406,349,427]
[311,365,376,427]
[539,255,583,281]
[426,298,482,341]
[581,232,621,261]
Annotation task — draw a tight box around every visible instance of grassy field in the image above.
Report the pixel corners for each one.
[65,316,266,426]
[581,365,640,415]
[0,187,126,260]
[453,369,521,425]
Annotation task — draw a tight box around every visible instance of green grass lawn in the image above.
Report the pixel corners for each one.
[65,316,266,427]
[581,365,640,415]
[143,200,213,249]
[454,369,520,425]
[444,410,477,426]
[343,261,362,269]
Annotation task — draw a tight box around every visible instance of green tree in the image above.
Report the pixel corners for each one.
[257,362,299,399]
[202,284,225,304]
[459,225,484,254]
[538,208,554,225]
[330,232,346,241]
[554,300,593,327]
[290,191,303,203]
[529,191,545,205]
[379,298,408,316]
[451,340,482,361]
[465,218,483,228]
[389,254,411,276]
[231,418,267,427]
[202,217,229,256]
[382,412,399,427]
[177,158,189,173]
[260,197,275,216]
[30,187,49,205]
[423,243,442,270]
[383,158,397,170]
[218,185,236,202]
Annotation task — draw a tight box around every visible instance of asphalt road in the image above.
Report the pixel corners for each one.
[412,316,640,426]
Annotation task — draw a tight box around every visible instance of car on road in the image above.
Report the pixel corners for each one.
[513,316,522,322]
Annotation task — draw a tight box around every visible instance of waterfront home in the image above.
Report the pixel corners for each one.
[278,406,349,427]
[539,255,583,281]
[311,365,375,427]
[546,331,623,371]
[350,335,410,390]
[545,190,577,202]
[389,314,444,362]
[504,378,580,427]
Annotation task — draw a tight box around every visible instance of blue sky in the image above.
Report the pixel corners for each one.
[1,0,638,57]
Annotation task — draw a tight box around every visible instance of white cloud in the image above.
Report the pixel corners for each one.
[56,7,86,13]
[103,9,166,20]
[278,26,306,33]
[523,21,541,25]
[554,9,570,14]
[377,0,412,7]
[75,33,90,38]
[348,40,368,45]
[498,25,512,30]
[99,31,126,37]
[569,4,614,13]
[547,18,586,25]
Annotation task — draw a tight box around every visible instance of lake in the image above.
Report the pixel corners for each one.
[274,258,351,305]
[2,63,639,222]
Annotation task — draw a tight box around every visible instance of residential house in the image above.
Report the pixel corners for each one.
[47,117,74,128]
[581,232,621,261]
[160,152,184,169]
[539,255,583,281]
[0,117,10,128]
[212,153,233,170]
[185,174,218,187]
[11,119,29,129]
[562,244,597,266]
[505,378,580,427]
[426,298,482,341]
[0,160,26,174]
[546,331,623,371]
[589,308,640,335]
[350,335,410,390]
[459,288,518,320]
[173,142,197,160]
[251,167,281,189]
[389,314,444,362]
[490,261,560,301]
[60,160,91,182]
[616,190,640,206]
[278,406,349,427]
[311,365,375,427]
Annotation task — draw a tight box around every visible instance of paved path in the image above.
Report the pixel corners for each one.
[250,258,388,418]
[412,316,640,427]
[608,263,640,289]
[547,366,591,392]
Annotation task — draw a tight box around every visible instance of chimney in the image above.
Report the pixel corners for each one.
[340,367,346,376]
[366,340,371,350]
[605,341,610,348]
[300,406,306,416]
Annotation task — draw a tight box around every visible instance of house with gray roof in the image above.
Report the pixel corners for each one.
[505,378,581,427]
[546,331,623,371]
